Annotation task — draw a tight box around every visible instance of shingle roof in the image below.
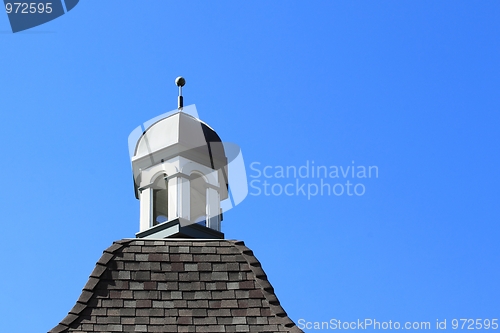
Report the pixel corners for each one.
[49,239,303,333]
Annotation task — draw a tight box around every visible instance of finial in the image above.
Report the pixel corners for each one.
[175,76,185,110]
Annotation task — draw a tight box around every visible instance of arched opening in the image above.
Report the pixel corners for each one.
[152,175,168,226]
[190,173,207,226]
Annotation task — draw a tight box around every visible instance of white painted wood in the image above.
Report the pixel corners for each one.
[139,189,152,232]
[133,111,226,235]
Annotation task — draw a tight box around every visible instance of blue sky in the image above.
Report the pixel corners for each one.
[0,1,499,332]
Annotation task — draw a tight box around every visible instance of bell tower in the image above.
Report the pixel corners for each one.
[130,77,229,239]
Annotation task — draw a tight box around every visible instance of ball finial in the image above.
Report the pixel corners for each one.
[175,76,186,87]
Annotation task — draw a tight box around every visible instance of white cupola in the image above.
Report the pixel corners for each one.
[129,78,228,239]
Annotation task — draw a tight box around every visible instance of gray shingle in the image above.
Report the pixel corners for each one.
[48,239,302,333]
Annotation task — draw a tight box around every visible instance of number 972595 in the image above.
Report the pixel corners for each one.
[5,2,53,14]
[452,319,499,330]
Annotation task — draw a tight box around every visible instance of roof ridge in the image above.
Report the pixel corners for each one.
[231,240,303,333]
[48,239,134,333]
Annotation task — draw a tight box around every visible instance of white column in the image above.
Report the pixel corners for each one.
[167,176,179,221]
[139,189,153,231]
[179,176,190,220]
[206,187,220,231]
